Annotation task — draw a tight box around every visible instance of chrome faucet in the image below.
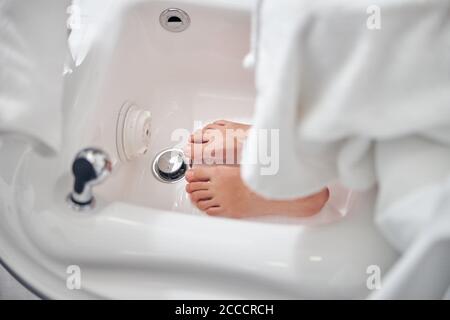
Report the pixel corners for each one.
[67,147,112,210]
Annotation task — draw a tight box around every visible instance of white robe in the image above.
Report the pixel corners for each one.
[0,0,69,154]
[241,0,450,298]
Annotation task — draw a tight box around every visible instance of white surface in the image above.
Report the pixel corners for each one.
[0,0,397,299]
[0,0,69,154]
[370,211,450,299]
[0,263,37,300]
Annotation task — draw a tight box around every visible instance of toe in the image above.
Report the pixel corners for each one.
[196,199,218,211]
[185,142,218,165]
[205,123,222,131]
[190,129,209,143]
[205,206,224,216]
[190,190,213,202]
[185,166,213,182]
[185,181,210,193]
[213,120,228,126]
[185,169,195,182]
[184,142,206,163]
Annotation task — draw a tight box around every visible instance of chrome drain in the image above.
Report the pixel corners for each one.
[159,8,190,32]
[152,148,188,183]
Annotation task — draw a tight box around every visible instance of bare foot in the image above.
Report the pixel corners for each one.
[185,165,329,218]
[184,120,251,165]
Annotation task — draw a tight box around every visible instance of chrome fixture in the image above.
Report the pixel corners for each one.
[159,8,190,32]
[152,148,187,183]
[67,148,112,210]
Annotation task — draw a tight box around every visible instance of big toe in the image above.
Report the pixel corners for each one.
[185,166,213,183]
[190,128,212,143]
[185,181,210,193]
[183,142,207,163]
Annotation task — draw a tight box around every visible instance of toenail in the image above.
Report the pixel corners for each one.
[185,170,194,180]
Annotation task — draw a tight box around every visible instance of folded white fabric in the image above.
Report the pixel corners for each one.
[68,0,124,67]
[241,0,450,251]
[0,0,69,154]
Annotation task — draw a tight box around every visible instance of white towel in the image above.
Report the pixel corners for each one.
[0,0,69,154]
[241,0,450,253]
[67,0,124,67]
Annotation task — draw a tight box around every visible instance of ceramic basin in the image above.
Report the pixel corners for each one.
[0,0,397,299]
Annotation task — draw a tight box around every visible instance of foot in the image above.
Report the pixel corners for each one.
[185,165,329,218]
[184,120,251,165]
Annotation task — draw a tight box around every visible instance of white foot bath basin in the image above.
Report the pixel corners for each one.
[0,0,397,299]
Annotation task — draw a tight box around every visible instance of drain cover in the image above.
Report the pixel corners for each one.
[159,8,190,32]
[152,148,188,183]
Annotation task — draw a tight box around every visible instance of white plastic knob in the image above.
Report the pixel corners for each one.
[116,102,151,161]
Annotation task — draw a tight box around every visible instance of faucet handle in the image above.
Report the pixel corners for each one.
[68,147,112,210]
